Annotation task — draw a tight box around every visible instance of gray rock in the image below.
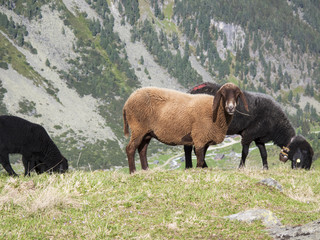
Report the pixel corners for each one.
[225,208,320,239]
[225,209,281,227]
[260,178,283,192]
[269,219,320,240]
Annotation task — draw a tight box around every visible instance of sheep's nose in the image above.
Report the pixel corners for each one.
[227,104,235,112]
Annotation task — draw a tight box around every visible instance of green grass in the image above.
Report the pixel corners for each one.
[0,168,319,239]
[0,34,41,86]
[228,75,241,85]
[138,0,179,33]
[163,0,174,19]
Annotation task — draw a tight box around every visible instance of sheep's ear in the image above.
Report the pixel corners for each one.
[239,90,249,112]
[212,90,222,121]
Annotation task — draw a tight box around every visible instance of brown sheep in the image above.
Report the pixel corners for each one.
[123,83,249,173]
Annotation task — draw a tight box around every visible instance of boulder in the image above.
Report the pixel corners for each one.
[225,209,281,227]
[259,178,283,192]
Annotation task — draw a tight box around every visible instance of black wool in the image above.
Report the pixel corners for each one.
[0,115,68,176]
[185,82,313,170]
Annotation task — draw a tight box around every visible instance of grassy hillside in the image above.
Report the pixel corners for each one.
[0,168,319,239]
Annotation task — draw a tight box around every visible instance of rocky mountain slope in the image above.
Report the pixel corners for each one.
[0,0,319,170]
[0,0,188,169]
[0,3,114,142]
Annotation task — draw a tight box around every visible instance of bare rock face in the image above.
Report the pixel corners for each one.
[269,219,320,240]
[225,209,320,239]
[225,209,282,227]
[225,178,320,239]
[259,177,283,192]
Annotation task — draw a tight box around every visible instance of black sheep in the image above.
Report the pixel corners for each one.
[0,115,68,176]
[184,82,314,170]
[279,135,314,169]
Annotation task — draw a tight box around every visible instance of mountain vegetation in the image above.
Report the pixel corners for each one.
[0,0,319,171]
[0,1,320,238]
[119,0,320,162]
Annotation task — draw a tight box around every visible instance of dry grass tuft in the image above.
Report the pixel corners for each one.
[0,174,81,214]
[29,185,79,212]
[284,175,320,203]
[0,178,35,207]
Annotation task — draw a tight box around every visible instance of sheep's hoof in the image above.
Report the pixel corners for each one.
[196,163,205,168]
[238,164,245,169]
[202,162,208,168]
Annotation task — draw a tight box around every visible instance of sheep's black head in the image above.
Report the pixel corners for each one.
[43,156,68,174]
[212,83,249,118]
[279,136,314,170]
[55,156,68,173]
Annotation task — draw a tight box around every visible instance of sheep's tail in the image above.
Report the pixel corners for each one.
[123,109,130,138]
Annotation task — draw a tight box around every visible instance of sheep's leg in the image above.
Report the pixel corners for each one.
[138,138,151,170]
[22,156,31,176]
[26,162,31,176]
[0,154,18,176]
[291,160,296,169]
[194,146,208,167]
[195,146,207,168]
[239,143,250,169]
[255,141,268,170]
[203,146,209,168]
[22,155,35,176]
[126,141,137,174]
[184,145,193,169]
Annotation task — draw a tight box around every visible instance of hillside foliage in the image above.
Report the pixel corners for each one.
[0,0,319,170]
[118,0,320,163]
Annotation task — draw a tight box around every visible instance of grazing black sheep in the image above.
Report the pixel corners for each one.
[0,115,68,176]
[184,82,314,170]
